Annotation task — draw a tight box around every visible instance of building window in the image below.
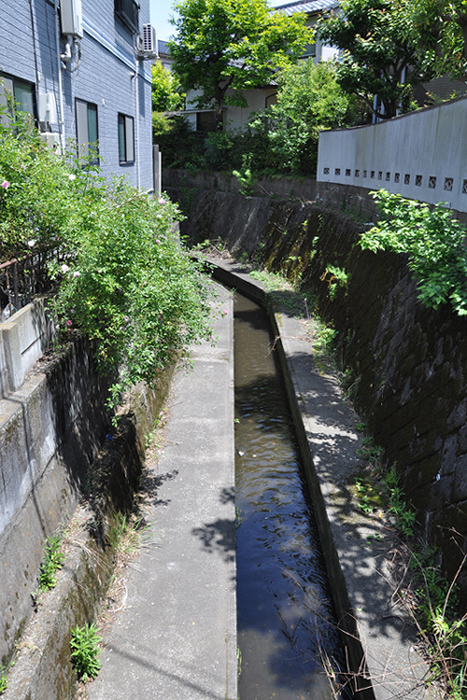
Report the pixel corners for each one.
[0,74,35,125]
[75,99,98,164]
[118,113,135,164]
[197,111,217,132]
[301,42,316,58]
[115,0,139,31]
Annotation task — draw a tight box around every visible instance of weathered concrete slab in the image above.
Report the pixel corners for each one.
[0,297,54,396]
[87,285,237,700]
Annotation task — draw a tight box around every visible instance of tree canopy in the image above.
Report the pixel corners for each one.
[404,0,467,79]
[316,0,432,119]
[169,0,310,129]
[151,62,185,112]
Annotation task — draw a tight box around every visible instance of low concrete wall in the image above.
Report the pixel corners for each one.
[0,298,54,396]
[0,328,173,668]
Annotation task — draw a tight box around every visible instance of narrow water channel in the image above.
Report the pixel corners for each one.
[234,293,348,700]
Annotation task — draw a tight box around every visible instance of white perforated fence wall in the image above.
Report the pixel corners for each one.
[317,96,467,213]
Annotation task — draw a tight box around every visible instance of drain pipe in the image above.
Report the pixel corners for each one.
[134,62,141,189]
[54,0,66,152]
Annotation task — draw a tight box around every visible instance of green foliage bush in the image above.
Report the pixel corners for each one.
[244,60,364,175]
[360,190,467,315]
[154,60,364,178]
[151,62,185,113]
[0,105,215,411]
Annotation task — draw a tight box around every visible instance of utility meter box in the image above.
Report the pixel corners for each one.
[60,0,83,38]
[38,93,58,124]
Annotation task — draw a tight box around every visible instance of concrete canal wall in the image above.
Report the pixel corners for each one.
[165,170,467,596]
[0,317,171,669]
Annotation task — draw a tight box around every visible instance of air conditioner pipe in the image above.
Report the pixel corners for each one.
[61,34,73,63]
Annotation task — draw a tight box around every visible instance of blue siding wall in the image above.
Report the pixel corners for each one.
[0,0,153,189]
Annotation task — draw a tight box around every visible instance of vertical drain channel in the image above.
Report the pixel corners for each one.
[234,292,350,700]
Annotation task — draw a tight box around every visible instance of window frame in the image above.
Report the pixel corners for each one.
[114,0,140,32]
[118,113,135,165]
[0,73,36,126]
[75,98,99,165]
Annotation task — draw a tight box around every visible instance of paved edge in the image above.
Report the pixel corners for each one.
[85,283,237,700]
[209,257,440,700]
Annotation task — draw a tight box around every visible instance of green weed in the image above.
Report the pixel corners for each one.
[70,623,102,683]
[0,665,7,694]
[320,264,350,300]
[106,511,151,557]
[38,533,65,591]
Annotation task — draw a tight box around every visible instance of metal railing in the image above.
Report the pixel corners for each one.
[0,248,57,321]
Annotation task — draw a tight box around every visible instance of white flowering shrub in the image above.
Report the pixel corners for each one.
[0,105,214,410]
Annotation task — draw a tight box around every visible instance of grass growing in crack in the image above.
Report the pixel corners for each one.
[383,464,417,539]
[70,622,102,683]
[0,665,7,694]
[106,511,152,558]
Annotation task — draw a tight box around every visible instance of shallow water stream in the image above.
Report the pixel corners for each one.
[234,293,348,700]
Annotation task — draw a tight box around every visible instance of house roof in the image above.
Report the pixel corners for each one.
[157,39,171,56]
[273,0,338,16]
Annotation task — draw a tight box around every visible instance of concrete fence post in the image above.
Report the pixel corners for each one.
[153,144,162,196]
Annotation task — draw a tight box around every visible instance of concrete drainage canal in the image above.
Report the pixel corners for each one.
[234,293,352,700]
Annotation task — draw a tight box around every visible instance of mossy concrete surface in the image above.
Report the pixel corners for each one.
[2,510,113,700]
[0,334,173,699]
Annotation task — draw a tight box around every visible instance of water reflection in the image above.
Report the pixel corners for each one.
[235,294,346,700]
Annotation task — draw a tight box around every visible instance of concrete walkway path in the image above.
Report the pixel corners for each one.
[87,284,237,700]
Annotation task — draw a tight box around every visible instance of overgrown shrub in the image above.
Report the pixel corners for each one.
[153,60,366,177]
[0,104,215,411]
[360,190,467,315]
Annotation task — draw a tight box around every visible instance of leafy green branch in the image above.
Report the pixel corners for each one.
[359,190,467,316]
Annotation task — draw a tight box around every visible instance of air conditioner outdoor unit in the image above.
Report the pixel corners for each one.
[40,132,63,155]
[139,24,157,58]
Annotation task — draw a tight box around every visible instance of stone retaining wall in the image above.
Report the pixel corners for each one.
[166,173,467,593]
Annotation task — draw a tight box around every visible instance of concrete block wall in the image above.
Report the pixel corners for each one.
[318,96,467,214]
[0,298,54,396]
